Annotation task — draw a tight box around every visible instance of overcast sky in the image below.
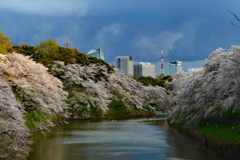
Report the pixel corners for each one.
[1,0,239,75]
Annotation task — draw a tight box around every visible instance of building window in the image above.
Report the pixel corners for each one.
[118,58,121,68]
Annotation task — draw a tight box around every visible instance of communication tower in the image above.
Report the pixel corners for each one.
[161,48,164,76]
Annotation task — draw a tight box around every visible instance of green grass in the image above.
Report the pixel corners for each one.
[15,96,23,102]
[173,113,240,147]
[67,86,86,93]
[76,109,87,116]
[197,122,240,145]
[14,90,23,102]
[107,99,129,114]
[90,105,101,115]
[73,104,102,116]
[142,108,152,113]
[177,117,186,124]
[23,110,52,130]
[106,97,154,115]
[67,94,75,99]
[131,107,154,114]
[222,107,240,116]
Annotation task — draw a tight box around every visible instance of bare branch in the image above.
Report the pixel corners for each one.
[63,40,72,48]
[228,9,240,28]
[231,21,240,28]
[228,9,240,21]
[0,131,9,135]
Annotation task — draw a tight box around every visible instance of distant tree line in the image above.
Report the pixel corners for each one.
[131,75,172,88]
[0,30,113,73]
[12,39,114,73]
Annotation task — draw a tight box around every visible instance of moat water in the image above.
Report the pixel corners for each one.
[28,113,237,160]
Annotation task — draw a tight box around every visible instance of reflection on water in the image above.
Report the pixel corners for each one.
[28,114,237,160]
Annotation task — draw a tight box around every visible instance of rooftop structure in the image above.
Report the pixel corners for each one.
[87,48,104,61]
[169,61,182,76]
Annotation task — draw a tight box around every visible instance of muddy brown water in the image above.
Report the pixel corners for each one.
[28,113,237,160]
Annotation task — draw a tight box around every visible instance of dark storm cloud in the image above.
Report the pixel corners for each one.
[0,0,240,71]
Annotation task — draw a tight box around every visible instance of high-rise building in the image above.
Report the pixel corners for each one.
[115,56,133,76]
[87,48,104,61]
[134,62,155,78]
[169,61,182,76]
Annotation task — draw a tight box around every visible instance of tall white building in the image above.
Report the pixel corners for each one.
[115,56,133,76]
[87,48,104,61]
[169,61,182,76]
[134,62,155,78]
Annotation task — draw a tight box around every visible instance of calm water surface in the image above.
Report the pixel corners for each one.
[28,113,236,160]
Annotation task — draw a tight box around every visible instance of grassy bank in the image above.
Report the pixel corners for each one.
[197,122,240,146]
[90,98,155,119]
[168,113,240,157]
[67,94,156,119]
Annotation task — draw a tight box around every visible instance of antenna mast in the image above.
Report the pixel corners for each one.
[161,48,164,76]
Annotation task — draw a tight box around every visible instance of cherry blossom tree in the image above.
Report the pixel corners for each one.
[51,61,166,119]
[162,46,240,124]
[0,53,69,131]
[0,75,31,158]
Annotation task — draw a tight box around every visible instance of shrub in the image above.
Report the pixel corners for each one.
[0,30,13,54]
[13,45,36,56]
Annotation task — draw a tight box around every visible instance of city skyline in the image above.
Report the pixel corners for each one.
[110,53,203,76]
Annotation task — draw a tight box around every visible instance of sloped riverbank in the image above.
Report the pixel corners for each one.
[168,115,240,158]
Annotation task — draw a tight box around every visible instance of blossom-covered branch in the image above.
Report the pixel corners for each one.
[162,46,240,124]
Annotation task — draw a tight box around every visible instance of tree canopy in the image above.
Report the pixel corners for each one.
[0,30,13,55]
[162,46,240,124]
[35,39,59,66]
[131,75,172,87]
[12,38,114,73]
